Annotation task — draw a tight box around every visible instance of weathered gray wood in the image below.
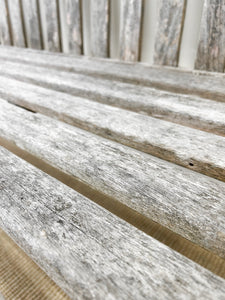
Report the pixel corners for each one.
[21,0,41,49]
[119,0,143,61]
[44,0,60,51]
[0,0,11,45]
[1,75,225,182]
[195,0,225,72]
[0,46,224,102]
[154,0,186,66]
[59,0,82,54]
[1,146,225,299]
[0,58,225,138]
[6,0,25,47]
[1,100,225,259]
[90,0,109,57]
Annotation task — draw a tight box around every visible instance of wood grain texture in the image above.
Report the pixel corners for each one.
[1,146,225,299]
[64,0,82,54]
[0,58,224,137]
[44,0,60,51]
[195,0,225,72]
[1,100,225,259]
[90,0,109,57]
[154,0,186,66]
[0,46,224,102]
[119,0,143,61]
[0,75,225,182]
[21,0,41,49]
[6,0,25,47]
[0,0,11,45]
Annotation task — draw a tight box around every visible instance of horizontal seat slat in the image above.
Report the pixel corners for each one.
[0,59,225,138]
[0,76,225,182]
[1,99,225,259]
[1,146,225,299]
[0,46,224,101]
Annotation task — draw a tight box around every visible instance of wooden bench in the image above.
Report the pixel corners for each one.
[0,0,225,299]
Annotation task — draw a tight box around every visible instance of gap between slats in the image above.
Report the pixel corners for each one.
[0,136,225,280]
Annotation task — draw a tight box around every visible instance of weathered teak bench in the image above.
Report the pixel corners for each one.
[0,0,225,299]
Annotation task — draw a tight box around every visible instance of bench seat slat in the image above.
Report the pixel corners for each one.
[1,46,224,101]
[0,76,225,182]
[1,99,225,259]
[0,59,225,138]
[1,146,225,299]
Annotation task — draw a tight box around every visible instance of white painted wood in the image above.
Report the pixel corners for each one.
[110,0,120,58]
[178,0,204,69]
[140,0,160,64]
[81,0,91,56]
[1,100,225,259]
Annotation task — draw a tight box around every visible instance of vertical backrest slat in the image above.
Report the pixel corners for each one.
[119,0,143,62]
[59,0,82,54]
[21,0,42,49]
[6,0,25,47]
[0,0,11,45]
[90,0,109,57]
[44,0,60,52]
[154,0,186,67]
[195,0,225,73]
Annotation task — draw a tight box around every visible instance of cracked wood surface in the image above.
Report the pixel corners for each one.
[21,0,42,49]
[6,0,25,47]
[195,0,225,73]
[90,0,109,57]
[0,75,225,182]
[1,146,225,299]
[0,59,224,138]
[154,0,186,66]
[0,100,225,259]
[119,0,143,61]
[44,0,60,51]
[59,0,82,54]
[0,0,11,45]
[0,46,224,102]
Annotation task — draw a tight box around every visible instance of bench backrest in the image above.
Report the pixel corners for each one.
[0,0,224,73]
